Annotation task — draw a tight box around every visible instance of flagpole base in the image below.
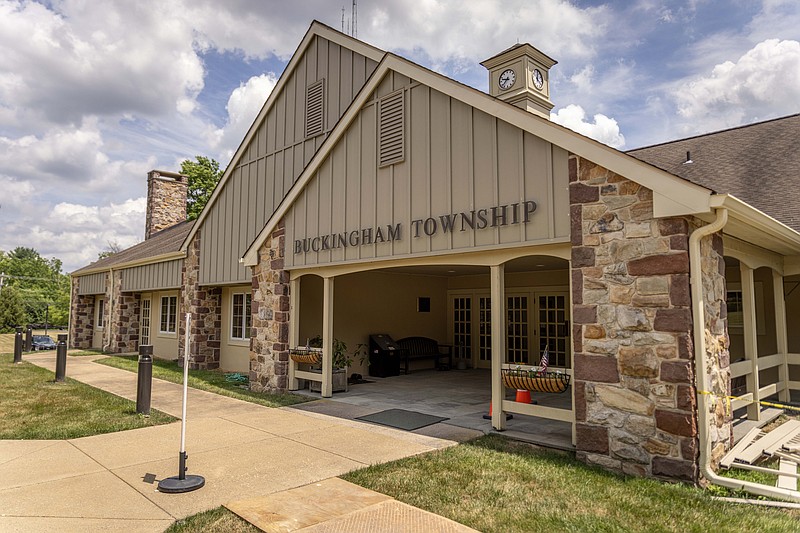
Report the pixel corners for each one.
[158,474,205,493]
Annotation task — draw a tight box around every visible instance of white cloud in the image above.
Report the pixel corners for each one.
[0,119,155,195]
[551,104,626,149]
[0,192,146,272]
[209,73,278,162]
[675,39,800,130]
[0,1,206,128]
[365,0,607,63]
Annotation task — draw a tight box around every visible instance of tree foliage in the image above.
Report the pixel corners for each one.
[181,156,224,220]
[0,286,26,333]
[0,247,70,326]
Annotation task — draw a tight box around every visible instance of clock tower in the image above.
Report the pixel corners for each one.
[480,43,557,119]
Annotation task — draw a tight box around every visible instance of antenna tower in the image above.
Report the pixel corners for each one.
[340,2,358,37]
[352,0,357,38]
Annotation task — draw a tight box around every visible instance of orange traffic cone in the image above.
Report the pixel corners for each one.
[483,402,513,420]
[515,389,532,404]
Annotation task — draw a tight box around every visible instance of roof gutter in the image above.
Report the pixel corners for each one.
[710,194,800,252]
[690,206,800,501]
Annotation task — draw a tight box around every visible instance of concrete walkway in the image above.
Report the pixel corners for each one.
[1,352,477,532]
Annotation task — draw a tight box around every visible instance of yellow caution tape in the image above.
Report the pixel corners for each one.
[697,390,800,416]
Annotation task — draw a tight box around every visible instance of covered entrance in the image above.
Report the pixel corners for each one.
[286,246,575,448]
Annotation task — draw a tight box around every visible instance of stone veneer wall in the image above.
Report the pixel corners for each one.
[180,231,222,369]
[250,220,290,392]
[698,229,733,472]
[145,171,188,239]
[69,277,96,349]
[110,270,140,353]
[570,156,699,482]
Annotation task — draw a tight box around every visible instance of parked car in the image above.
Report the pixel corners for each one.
[31,335,57,350]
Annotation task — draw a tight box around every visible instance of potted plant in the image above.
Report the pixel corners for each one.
[307,336,365,392]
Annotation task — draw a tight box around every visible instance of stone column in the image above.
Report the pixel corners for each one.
[697,229,733,473]
[570,155,699,482]
[69,277,95,349]
[179,231,222,369]
[107,271,140,353]
[250,220,290,392]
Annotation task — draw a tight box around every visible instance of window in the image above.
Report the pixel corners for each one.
[160,295,177,333]
[231,293,252,340]
[726,282,765,334]
[96,298,105,329]
[726,290,743,328]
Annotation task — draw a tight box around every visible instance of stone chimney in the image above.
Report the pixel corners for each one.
[481,43,557,119]
[145,170,188,239]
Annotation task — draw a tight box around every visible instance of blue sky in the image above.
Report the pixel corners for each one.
[1,0,798,272]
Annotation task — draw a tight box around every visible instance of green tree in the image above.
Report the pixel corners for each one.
[0,247,70,326]
[181,156,224,220]
[0,286,26,333]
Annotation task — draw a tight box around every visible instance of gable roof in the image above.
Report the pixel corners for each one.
[179,20,385,253]
[241,52,715,266]
[628,114,800,233]
[71,220,192,276]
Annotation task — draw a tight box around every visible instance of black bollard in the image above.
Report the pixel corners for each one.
[14,326,23,363]
[24,325,33,352]
[55,334,68,382]
[136,345,153,415]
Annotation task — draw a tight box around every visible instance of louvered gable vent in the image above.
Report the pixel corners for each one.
[378,90,405,167]
[305,79,325,138]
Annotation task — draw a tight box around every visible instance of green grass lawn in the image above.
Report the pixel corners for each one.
[0,353,175,439]
[96,354,311,408]
[342,435,800,533]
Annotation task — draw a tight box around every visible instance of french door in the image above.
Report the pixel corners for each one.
[449,290,571,369]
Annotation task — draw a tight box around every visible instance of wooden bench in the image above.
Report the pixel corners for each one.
[396,336,453,374]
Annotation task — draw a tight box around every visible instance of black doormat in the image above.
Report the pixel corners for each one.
[356,409,448,431]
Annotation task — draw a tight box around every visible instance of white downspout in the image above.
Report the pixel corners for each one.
[690,206,800,501]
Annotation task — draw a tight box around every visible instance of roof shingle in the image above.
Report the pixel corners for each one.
[628,114,800,232]
[71,220,193,275]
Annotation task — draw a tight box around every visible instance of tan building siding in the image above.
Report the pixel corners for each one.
[121,259,182,292]
[77,272,106,295]
[285,76,570,269]
[199,35,379,285]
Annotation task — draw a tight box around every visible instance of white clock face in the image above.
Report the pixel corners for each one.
[532,69,544,90]
[498,69,516,90]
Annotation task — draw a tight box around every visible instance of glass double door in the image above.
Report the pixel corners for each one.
[451,292,570,369]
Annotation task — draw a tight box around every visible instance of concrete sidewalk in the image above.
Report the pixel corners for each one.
[0,352,476,532]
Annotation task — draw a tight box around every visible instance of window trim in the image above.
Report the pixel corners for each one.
[159,295,178,335]
[96,297,105,330]
[230,292,252,341]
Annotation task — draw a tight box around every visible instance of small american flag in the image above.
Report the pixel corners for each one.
[539,345,549,374]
